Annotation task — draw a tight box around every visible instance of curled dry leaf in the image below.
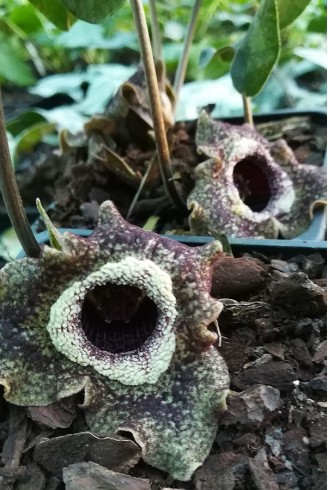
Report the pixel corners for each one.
[27,396,77,430]
[63,462,151,490]
[33,432,141,476]
[106,60,175,131]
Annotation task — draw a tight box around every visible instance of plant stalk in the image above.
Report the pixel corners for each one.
[148,0,162,60]
[130,0,186,213]
[242,93,254,126]
[173,0,203,109]
[126,157,154,220]
[0,88,41,258]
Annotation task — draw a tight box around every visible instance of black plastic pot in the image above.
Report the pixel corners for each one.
[18,227,326,261]
[0,206,39,232]
[13,109,328,255]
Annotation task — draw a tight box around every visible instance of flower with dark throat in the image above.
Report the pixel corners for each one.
[188,111,326,239]
[0,201,229,480]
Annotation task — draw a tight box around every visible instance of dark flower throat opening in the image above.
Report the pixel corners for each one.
[233,156,271,212]
[81,284,158,354]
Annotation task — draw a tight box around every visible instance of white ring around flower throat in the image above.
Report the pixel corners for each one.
[47,257,177,385]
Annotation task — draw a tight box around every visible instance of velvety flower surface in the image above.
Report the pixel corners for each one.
[0,201,229,480]
[188,111,326,239]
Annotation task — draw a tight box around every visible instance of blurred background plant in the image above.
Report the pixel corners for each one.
[1,0,326,116]
[0,0,326,171]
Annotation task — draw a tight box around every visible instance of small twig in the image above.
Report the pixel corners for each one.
[173,0,203,110]
[25,41,46,77]
[2,17,46,77]
[213,319,222,347]
[126,158,154,220]
[148,0,162,60]
[133,195,169,215]
[130,0,187,213]
[0,87,41,258]
[242,93,254,126]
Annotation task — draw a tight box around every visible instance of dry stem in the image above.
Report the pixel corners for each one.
[0,88,40,257]
[173,0,203,110]
[130,0,186,213]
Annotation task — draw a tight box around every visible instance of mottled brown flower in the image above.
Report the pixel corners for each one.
[188,111,326,239]
[0,201,229,480]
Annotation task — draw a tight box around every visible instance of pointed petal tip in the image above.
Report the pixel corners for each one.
[97,200,125,228]
[197,240,223,265]
[309,199,327,219]
[217,389,229,412]
[188,200,205,221]
[36,198,63,250]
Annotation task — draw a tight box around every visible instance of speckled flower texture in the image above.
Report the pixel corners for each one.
[188,111,326,238]
[0,201,229,481]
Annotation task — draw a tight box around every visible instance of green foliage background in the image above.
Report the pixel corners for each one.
[0,0,326,134]
[0,0,325,84]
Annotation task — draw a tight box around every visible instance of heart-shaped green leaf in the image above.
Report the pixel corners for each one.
[231,0,280,97]
[0,40,36,86]
[28,0,76,30]
[60,0,125,24]
[277,0,311,29]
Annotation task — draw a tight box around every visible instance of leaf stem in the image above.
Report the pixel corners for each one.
[242,93,254,126]
[148,0,162,60]
[130,0,187,213]
[173,0,203,109]
[0,88,40,258]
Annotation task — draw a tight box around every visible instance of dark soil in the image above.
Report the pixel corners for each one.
[0,249,326,490]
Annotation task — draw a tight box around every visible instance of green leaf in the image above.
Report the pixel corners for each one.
[208,231,233,256]
[9,5,43,34]
[0,41,35,86]
[307,15,327,33]
[277,0,311,29]
[199,46,235,68]
[7,111,46,137]
[199,46,235,79]
[28,0,76,31]
[143,215,160,232]
[36,198,63,250]
[60,0,125,24]
[231,0,280,97]
[14,122,57,162]
[199,48,216,69]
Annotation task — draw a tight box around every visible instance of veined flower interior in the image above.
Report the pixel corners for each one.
[81,283,158,354]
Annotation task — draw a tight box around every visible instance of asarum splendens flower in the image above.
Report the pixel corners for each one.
[0,201,229,481]
[188,111,326,239]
